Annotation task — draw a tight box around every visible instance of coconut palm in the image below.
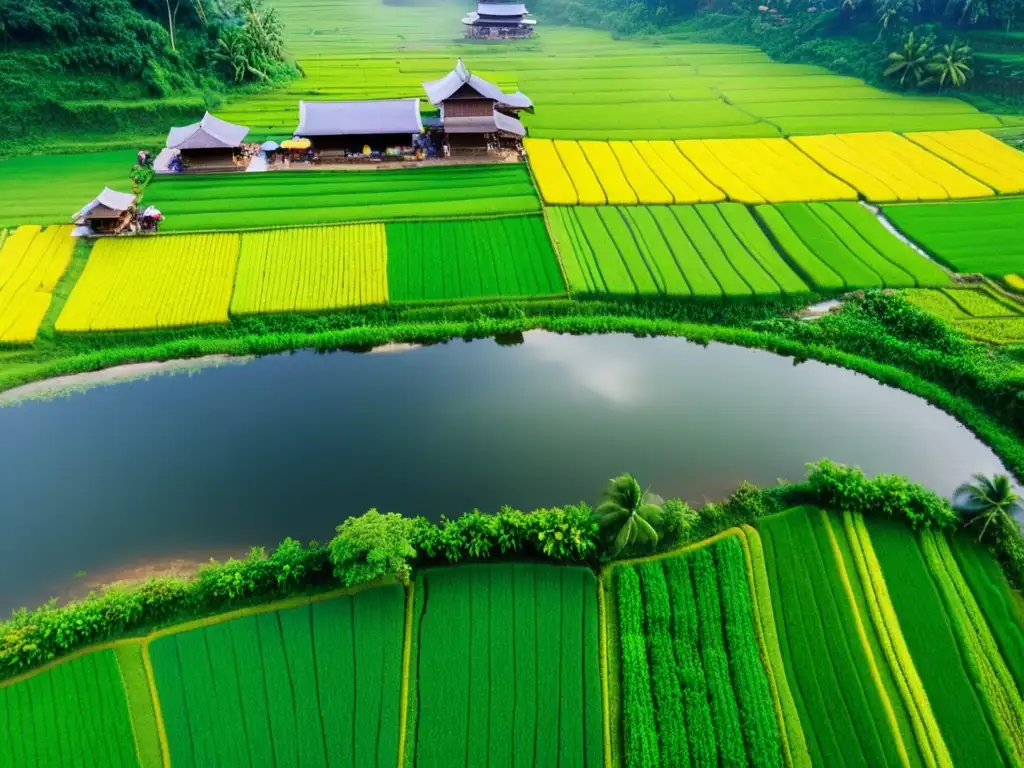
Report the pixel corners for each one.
[929,39,973,91]
[953,473,1022,542]
[885,31,933,88]
[594,474,664,557]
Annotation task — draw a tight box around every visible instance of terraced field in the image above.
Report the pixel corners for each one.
[905,286,1024,343]
[142,165,541,233]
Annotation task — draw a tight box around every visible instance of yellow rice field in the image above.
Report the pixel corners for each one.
[230,224,388,314]
[1006,274,1024,291]
[56,233,239,332]
[676,138,857,204]
[0,225,74,343]
[905,129,1024,196]
[791,132,995,202]
[527,132,1020,206]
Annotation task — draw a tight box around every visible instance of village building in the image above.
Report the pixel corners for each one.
[423,59,533,155]
[462,2,536,39]
[72,188,137,235]
[158,112,250,173]
[293,99,425,161]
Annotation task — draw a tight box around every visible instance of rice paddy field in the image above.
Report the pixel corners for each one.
[0,151,135,229]
[386,216,565,303]
[905,285,1024,343]
[884,198,1024,278]
[141,165,541,233]
[405,564,604,767]
[3,512,1024,768]
[55,234,240,332]
[0,225,75,344]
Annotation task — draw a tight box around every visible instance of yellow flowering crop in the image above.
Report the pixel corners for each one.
[692,138,856,203]
[609,142,673,204]
[57,233,239,332]
[0,224,74,344]
[675,140,765,204]
[231,224,388,315]
[791,132,995,202]
[553,141,606,205]
[1006,274,1024,292]
[578,141,638,204]
[523,138,578,205]
[905,130,1024,195]
[632,141,725,204]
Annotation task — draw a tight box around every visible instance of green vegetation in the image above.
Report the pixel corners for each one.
[114,643,163,768]
[757,507,904,767]
[386,216,566,303]
[865,516,1007,766]
[0,152,135,229]
[884,198,1024,276]
[142,165,541,232]
[905,286,1024,343]
[408,564,603,767]
[150,587,405,767]
[756,202,952,290]
[0,650,138,766]
[550,204,809,298]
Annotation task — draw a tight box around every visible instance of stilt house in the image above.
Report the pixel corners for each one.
[462,2,536,38]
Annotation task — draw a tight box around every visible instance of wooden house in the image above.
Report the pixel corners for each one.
[294,98,424,159]
[72,188,136,235]
[164,112,250,172]
[422,59,533,154]
[462,2,536,39]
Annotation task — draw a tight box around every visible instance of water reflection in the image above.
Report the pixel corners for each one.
[0,331,1010,613]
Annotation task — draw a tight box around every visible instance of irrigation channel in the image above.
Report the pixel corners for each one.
[0,330,1011,613]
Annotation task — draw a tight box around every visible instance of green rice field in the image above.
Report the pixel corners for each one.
[905,286,1024,344]
[386,216,566,303]
[0,151,135,229]
[405,564,604,768]
[141,165,541,233]
[755,202,953,290]
[884,198,1024,277]
[149,586,406,768]
[3,514,1024,768]
[548,204,809,298]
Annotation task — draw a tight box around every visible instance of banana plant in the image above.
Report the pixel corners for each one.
[594,474,665,558]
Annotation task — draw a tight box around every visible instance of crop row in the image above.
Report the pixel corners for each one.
[528,132,1020,207]
[756,202,951,290]
[757,507,907,767]
[53,216,563,334]
[143,165,541,233]
[0,649,139,767]
[0,224,75,343]
[614,535,783,768]
[387,216,565,303]
[549,204,809,299]
[792,132,994,202]
[230,223,388,315]
[884,197,1024,277]
[56,233,239,332]
[150,587,406,768]
[408,565,604,767]
[905,287,1024,343]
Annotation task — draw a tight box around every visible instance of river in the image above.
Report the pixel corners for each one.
[0,331,1010,614]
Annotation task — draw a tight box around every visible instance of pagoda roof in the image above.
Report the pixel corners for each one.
[295,99,424,136]
[477,2,528,15]
[166,112,249,150]
[423,59,533,110]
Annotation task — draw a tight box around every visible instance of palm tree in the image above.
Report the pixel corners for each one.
[885,31,933,88]
[594,474,664,557]
[929,39,973,91]
[953,473,1022,542]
